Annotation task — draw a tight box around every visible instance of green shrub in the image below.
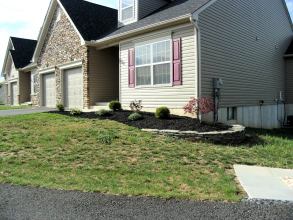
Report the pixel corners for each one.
[155,107,170,119]
[109,101,121,111]
[56,104,65,112]
[0,102,5,105]
[70,109,82,116]
[129,113,142,121]
[96,109,110,116]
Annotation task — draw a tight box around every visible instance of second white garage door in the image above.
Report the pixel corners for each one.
[43,73,56,107]
[64,67,83,109]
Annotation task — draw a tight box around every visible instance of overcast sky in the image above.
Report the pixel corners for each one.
[1,0,293,82]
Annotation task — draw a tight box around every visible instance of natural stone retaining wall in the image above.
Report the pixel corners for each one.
[142,125,246,144]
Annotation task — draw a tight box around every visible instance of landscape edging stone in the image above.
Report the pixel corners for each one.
[142,125,246,144]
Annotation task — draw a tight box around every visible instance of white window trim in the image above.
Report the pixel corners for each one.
[121,1,134,22]
[56,8,61,22]
[135,39,172,88]
[39,66,56,75]
[31,70,37,95]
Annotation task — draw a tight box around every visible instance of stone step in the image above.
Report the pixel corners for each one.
[90,106,109,110]
[21,102,32,106]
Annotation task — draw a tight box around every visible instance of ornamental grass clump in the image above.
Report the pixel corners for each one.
[56,104,65,112]
[129,113,142,121]
[70,109,82,116]
[109,101,121,111]
[96,109,110,116]
[155,107,170,119]
[183,96,218,117]
[130,100,143,112]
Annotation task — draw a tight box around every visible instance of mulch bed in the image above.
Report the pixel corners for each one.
[48,110,230,132]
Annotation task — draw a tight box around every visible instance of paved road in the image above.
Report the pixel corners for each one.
[0,184,292,220]
[0,107,53,117]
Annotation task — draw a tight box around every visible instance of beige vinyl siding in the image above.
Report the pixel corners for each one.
[198,0,293,107]
[120,24,196,109]
[18,72,31,104]
[138,0,168,20]
[89,47,119,106]
[10,63,18,79]
[286,58,293,104]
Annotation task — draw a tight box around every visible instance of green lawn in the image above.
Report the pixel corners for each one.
[0,105,32,110]
[0,113,292,202]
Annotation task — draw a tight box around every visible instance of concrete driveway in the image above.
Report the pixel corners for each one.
[0,107,53,117]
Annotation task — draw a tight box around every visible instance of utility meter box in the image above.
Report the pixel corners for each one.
[288,115,293,127]
[213,78,223,89]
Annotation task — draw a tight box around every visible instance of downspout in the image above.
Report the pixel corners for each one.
[190,17,201,119]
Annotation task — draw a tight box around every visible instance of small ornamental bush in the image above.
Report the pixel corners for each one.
[129,113,142,121]
[0,102,5,105]
[96,109,110,116]
[183,96,217,116]
[109,101,121,111]
[130,100,143,112]
[155,107,170,119]
[70,109,82,116]
[56,104,65,112]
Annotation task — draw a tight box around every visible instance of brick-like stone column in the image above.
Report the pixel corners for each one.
[83,47,90,109]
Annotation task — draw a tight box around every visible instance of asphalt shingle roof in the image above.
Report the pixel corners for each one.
[96,0,211,41]
[59,0,118,41]
[10,37,37,69]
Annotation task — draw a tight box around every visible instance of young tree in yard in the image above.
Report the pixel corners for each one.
[183,96,218,121]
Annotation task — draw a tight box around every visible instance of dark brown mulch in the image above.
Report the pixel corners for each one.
[48,110,231,132]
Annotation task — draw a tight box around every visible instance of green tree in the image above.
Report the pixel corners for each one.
[0,81,4,88]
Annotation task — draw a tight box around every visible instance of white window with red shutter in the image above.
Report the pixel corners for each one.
[128,37,182,87]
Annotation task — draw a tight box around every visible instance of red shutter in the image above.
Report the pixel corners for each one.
[172,38,182,85]
[128,48,135,88]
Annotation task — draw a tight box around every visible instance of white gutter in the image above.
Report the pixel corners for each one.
[189,17,201,100]
[284,54,293,58]
[19,63,38,72]
[84,14,191,45]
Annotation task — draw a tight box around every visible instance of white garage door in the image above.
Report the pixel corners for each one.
[11,82,18,106]
[64,67,83,108]
[43,73,56,107]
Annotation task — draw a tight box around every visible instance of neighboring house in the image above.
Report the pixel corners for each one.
[1,37,37,106]
[1,0,293,129]
[0,86,4,102]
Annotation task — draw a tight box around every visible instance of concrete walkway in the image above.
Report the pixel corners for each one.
[234,165,293,201]
[0,107,53,117]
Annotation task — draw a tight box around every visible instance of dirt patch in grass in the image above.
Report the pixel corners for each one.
[48,110,230,132]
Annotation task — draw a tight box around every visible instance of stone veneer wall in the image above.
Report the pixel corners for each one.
[36,4,89,108]
[4,84,8,104]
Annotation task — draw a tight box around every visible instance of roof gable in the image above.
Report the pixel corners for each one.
[59,0,118,41]
[94,0,210,42]
[32,0,118,62]
[1,37,37,76]
[10,37,37,69]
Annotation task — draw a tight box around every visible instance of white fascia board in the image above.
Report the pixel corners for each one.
[86,14,191,46]
[20,63,38,72]
[1,38,14,76]
[284,54,293,57]
[57,0,85,44]
[39,66,56,74]
[32,0,57,63]
[192,0,217,20]
[59,60,82,70]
